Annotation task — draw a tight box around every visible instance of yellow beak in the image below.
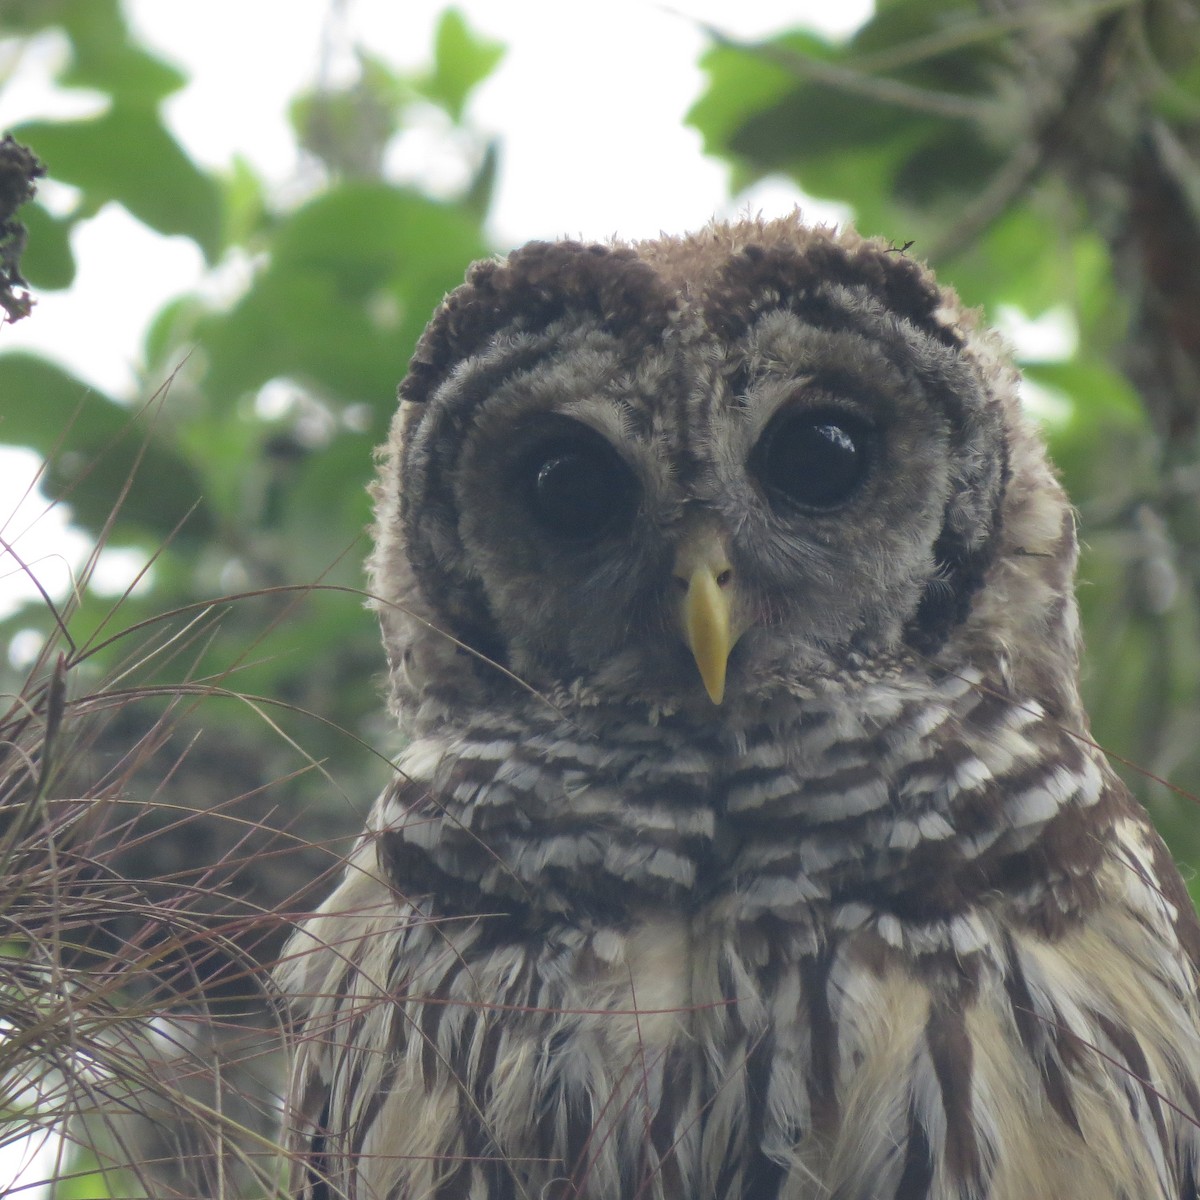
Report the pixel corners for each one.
[675,531,745,705]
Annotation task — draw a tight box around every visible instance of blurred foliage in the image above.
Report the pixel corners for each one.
[0,2,496,801]
[691,0,1200,885]
[0,3,499,1194]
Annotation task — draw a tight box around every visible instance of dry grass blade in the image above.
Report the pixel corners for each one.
[0,603,313,1198]
[0,422,380,1198]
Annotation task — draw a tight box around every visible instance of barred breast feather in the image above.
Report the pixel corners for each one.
[279,670,1200,1200]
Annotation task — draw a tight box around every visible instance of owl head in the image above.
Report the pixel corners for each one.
[369,214,1080,725]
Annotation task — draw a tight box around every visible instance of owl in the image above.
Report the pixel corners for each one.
[277,215,1200,1200]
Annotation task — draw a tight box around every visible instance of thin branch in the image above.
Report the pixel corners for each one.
[850,0,1139,76]
[697,22,993,123]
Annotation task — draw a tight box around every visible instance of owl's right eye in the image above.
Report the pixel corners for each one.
[520,432,637,542]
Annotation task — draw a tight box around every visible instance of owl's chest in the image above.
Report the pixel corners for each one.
[396,903,929,1199]
[391,677,1045,921]
[346,860,1200,1200]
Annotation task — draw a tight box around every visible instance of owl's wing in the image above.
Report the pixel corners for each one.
[275,915,336,1200]
[284,1061,332,1200]
[275,845,407,1200]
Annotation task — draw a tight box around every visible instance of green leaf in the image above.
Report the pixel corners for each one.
[57,0,187,103]
[14,201,77,290]
[892,125,1004,207]
[199,266,402,409]
[142,293,208,374]
[689,37,810,161]
[279,431,376,579]
[1024,360,1143,425]
[691,5,1004,239]
[0,0,100,36]
[200,184,486,408]
[1070,232,1122,344]
[422,9,506,122]
[940,202,1078,312]
[221,154,268,249]
[0,352,214,542]
[730,80,930,167]
[851,0,998,84]
[0,352,118,450]
[1025,358,1148,501]
[15,109,223,262]
[777,138,919,243]
[2,0,185,103]
[271,181,485,279]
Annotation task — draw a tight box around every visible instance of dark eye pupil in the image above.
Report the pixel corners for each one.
[755,410,871,509]
[526,439,634,540]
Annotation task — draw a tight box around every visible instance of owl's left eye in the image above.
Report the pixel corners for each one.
[751,407,873,511]
[520,431,637,542]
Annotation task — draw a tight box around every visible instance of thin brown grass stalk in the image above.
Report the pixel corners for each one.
[0,611,298,1196]
[0,418,380,1197]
